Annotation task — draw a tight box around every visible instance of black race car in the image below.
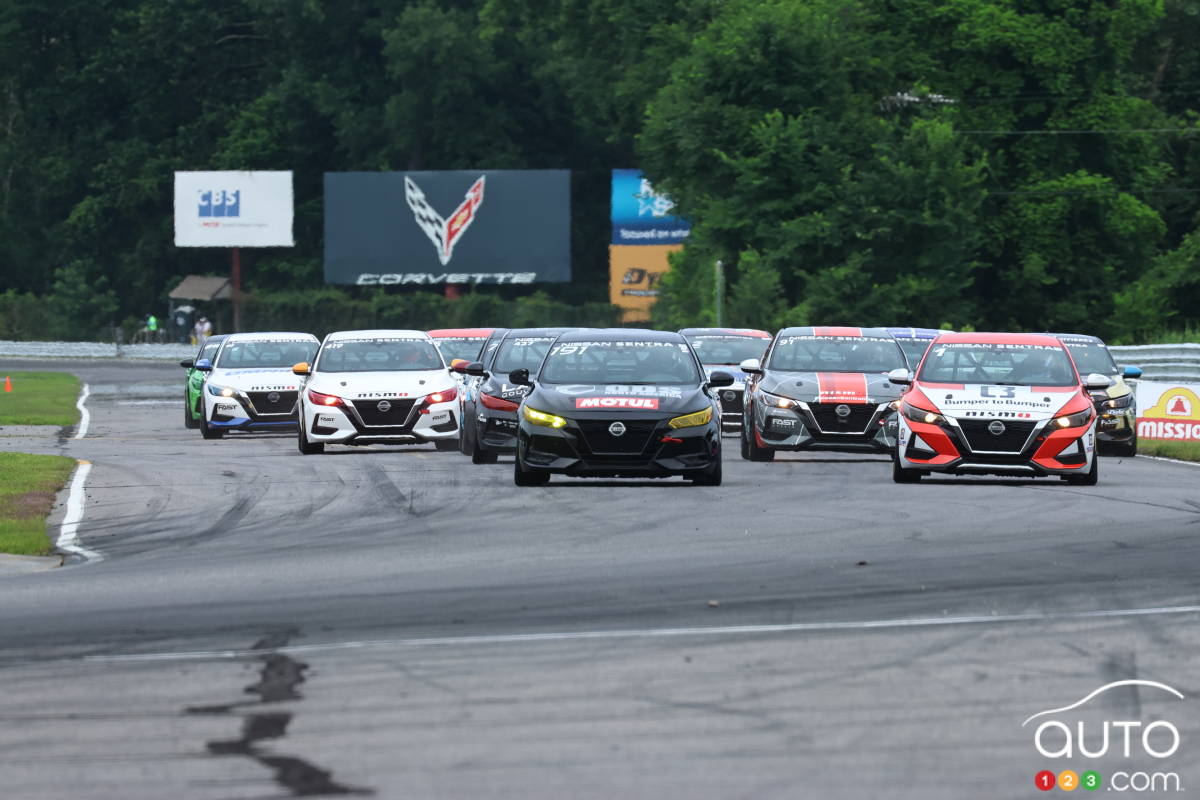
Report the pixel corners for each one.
[679,327,772,432]
[456,328,572,464]
[1048,333,1142,456]
[510,329,731,485]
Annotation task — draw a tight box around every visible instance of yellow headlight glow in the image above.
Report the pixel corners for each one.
[668,406,713,429]
[524,405,567,428]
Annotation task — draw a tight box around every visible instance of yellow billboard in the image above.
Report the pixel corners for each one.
[609,244,681,323]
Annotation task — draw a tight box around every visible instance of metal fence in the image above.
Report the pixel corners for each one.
[1109,344,1200,383]
[0,340,195,361]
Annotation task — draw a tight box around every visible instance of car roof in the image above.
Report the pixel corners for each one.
[557,328,686,343]
[776,326,897,338]
[679,327,771,338]
[1043,332,1106,346]
[427,328,495,338]
[325,329,430,341]
[224,332,318,343]
[884,327,953,339]
[933,331,1065,346]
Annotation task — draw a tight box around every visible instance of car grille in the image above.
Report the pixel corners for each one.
[576,419,660,455]
[957,419,1037,453]
[809,403,876,433]
[248,391,297,415]
[352,398,417,427]
[717,388,744,417]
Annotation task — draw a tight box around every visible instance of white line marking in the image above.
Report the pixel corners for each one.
[1138,454,1200,469]
[1022,680,1184,727]
[83,602,1200,664]
[72,383,90,439]
[56,460,103,563]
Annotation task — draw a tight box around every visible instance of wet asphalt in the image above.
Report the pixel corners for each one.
[0,358,1197,799]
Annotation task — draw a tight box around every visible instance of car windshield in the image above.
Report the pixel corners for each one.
[493,336,557,372]
[919,342,1078,386]
[216,339,317,369]
[684,335,769,365]
[541,340,701,384]
[433,337,487,363]
[896,339,932,367]
[1064,342,1118,375]
[316,338,444,372]
[199,340,222,362]
[768,335,906,373]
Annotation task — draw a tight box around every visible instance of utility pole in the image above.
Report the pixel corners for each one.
[231,247,242,333]
[714,259,725,327]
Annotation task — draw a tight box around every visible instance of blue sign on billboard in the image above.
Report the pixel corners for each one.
[610,169,690,245]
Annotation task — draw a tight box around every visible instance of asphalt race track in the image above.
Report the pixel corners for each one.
[1,358,1198,799]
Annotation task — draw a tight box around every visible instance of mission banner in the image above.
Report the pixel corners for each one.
[324,170,571,285]
[1136,381,1200,441]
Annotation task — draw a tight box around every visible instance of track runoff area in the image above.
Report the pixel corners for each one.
[0,333,1197,800]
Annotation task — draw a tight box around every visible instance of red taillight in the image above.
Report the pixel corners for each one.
[479,392,519,412]
[307,389,343,407]
[419,386,458,413]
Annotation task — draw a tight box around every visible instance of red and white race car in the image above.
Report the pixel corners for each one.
[891,332,1112,484]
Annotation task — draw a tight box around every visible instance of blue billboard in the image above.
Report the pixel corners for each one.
[610,169,691,245]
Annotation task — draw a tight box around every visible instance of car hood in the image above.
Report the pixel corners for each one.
[306,370,454,399]
[918,383,1080,421]
[758,371,903,404]
[208,367,301,392]
[528,383,709,416]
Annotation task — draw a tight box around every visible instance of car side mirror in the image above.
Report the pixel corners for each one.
[707,370,735,388]
[739,358,763,375]
[1122,365,1142,379]
[463,361,487,377]
[449,358,469,373]
[508,368,532,387]
[1083,372,1113,391]
[180,358,194,369]
[292,362,311,376]
[194,358,213,372]
[887,367,913,385]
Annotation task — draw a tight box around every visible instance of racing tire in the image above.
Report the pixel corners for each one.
[513,452,550,486]
[892,452,922,483]
[297,424,323,455]
[200,415,223,440]
[470,426,499,464]
[458,412,473,455]
[1111,431,1137,458]
[434,438,458,452]
[689,457,722,486]
[1065,455,1099,486]
[184,391,200,429]
[745,428,775,462]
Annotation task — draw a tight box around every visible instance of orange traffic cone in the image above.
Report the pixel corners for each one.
[3,376,10,393]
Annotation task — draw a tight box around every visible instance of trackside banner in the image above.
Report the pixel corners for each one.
[324,171,571,286]
[1135,381,1200,441]
[610,169,690,245]
[174,171,294,247]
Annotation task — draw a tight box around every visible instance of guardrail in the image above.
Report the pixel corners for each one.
[1109,343,1200,383]
[0,340,194,361]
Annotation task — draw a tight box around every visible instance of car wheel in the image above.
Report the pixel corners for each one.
[297,422,324,454]
[1065,454,1099,486]
[1114,431,1138,457]
[689,457,722,486]
[434,438,458,452]
[513,450,550,486]
[184,391,199,429]
[459,410,473,455]
[200,410,223,440]
[471,433,499,464]
[892,451,922,483]
[746,428,775,462]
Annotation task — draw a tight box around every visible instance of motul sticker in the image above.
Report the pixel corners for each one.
[575,397,660,410]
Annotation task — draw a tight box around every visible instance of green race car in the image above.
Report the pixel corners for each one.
[180,335,227,429]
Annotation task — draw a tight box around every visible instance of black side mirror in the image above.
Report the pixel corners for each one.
[707,370,735,388]
[180,358,194,369]
[508,368,532,387]
[463,361,486,377]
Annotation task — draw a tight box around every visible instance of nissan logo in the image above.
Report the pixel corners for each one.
[988,420,1006,436]
[377,400,392,413]
[835,404,851,418]
[722,390,737,402]
[267,392,280,404]
[608,421,626,437]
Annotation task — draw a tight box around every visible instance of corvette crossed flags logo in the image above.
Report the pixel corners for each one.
[404,175,486,265]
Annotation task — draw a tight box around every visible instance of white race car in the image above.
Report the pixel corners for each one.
[293,330,460,454]
[196,332,319,440]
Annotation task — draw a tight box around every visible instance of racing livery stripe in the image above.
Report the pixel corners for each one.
[816,373,869,404]
[935,332,1061,347]
[813,327,862,337]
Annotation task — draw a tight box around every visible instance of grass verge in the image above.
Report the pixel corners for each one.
[0,452,77,555]
[0,371,81,426]
[1137,439,1200,462]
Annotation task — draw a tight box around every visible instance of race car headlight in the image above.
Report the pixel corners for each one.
[207,383,237,398]
[668,407,713,429]
[1101,394,1134,410]
[1054,409,1093,429]
[761,391,798,409]
[524,405,567,429]
[901,401,945,426]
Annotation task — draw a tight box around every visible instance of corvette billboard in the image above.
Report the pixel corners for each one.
[324,170,570,285]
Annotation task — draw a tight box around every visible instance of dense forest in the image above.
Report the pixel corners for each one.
[0,0,1198,341]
